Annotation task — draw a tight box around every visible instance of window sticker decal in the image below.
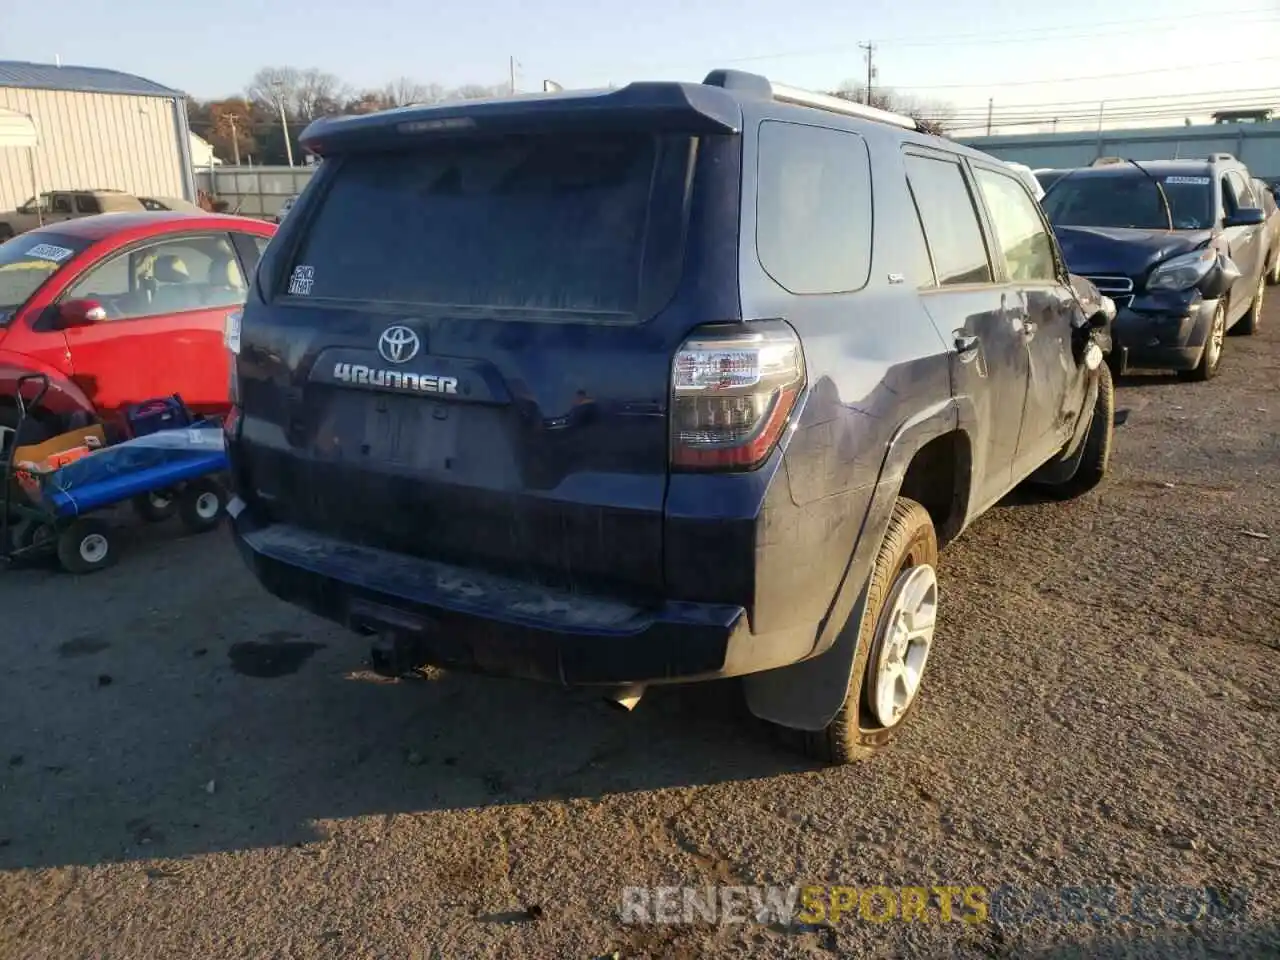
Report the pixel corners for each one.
[288,265,315,296]
[26,243,74,263]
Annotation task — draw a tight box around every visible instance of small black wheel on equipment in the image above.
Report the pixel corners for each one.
[178,478,226,534]
[56,517,117,574]
[132,490,179,523]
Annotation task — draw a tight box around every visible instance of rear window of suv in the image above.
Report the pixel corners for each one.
[284,132,694,320]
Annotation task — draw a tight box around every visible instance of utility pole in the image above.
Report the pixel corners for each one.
[859,42,875,105]
[272,79,294,168]
[1095,100,1106,159]
[986,98,993,136]
[509,56,516,96]
[228,114,241,166]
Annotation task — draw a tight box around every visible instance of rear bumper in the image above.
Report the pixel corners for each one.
[1110,299,1217,372]
[228,498,818,686]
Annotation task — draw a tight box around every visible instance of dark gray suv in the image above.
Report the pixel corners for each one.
[224,69,1116,764]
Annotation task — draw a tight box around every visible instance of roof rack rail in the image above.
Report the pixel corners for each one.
[702,69,920,131]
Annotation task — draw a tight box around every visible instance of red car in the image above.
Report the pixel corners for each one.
[0,211,274,450]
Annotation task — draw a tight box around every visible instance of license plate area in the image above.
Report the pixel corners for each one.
[317,390,460,472]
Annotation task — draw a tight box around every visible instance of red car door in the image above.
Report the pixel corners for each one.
[57,231,249,419]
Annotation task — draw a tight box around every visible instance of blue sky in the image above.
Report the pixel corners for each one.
[2,0,1278,133]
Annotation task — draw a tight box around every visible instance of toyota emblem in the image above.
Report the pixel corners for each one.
[378,325,420,364]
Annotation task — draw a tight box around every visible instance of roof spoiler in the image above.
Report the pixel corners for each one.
[300,84,743,155]
[702,68,921,131]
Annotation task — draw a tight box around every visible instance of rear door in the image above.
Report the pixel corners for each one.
[903,150,1027,511]
[971,163,1086,473]
[58,232,246,417]
[238,131,713,600]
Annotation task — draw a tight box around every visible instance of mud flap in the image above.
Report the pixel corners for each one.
[743,478,899,732]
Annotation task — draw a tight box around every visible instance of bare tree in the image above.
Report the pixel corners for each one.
[246,66,348,119]
[832,82,953,136]
[382,78,445,108]
[448,83,508,101]
[247,66,301,115]
[295,68,349,119]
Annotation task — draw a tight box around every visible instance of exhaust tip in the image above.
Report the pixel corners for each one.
[602,685,646,712]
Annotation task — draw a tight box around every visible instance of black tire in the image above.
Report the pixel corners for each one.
[132,490,178,523]
[177,478,226,534]
[801,498,939,765]
[1234,271,1264,337]
[15,519,55,551]
[1043,364,1114,499]
[1179,301,1226,382]
[56,518,116,574]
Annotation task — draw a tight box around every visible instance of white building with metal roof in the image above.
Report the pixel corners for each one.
[0,60,195,214]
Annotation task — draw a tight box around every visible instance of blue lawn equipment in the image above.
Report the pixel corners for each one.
[1,374,231,574]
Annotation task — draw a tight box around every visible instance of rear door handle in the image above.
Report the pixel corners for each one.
[954,333,981,362]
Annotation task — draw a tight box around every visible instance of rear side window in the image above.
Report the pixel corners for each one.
[286,132,693,319]
[755,121,872,294]
[973,168,1058,283]
[903,155,993,287]
[74,194,99,214]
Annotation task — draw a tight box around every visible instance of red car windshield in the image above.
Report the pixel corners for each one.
[0,233,88,323]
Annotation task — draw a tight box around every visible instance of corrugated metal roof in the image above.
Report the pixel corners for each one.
[0,60,182,98]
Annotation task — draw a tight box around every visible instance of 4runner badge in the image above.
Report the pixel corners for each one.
[333,363,458,395]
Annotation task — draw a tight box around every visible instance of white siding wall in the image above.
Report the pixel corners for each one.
[0,87,185,211]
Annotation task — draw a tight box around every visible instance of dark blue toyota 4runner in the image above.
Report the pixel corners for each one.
[224,71,1115,764]
[1042,155,1269,381]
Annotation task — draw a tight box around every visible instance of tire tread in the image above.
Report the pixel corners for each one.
[803,497,938,765]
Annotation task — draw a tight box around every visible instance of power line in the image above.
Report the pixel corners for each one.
[628,10,1280,73]
[879,13,1280,48]
[940,95,1280,121]
[938,90,1280,115]
[940,86,1280,113]
[893,54,1280,90]
[866,6,1279,46]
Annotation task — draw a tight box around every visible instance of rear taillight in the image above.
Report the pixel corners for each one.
[670,322,805,471]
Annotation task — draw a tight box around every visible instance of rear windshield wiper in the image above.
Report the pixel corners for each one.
[1123,158,1174,232]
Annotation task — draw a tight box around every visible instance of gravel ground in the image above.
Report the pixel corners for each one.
[1,302,1277,960]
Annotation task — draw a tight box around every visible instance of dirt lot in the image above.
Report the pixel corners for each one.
[1,302,1278,960]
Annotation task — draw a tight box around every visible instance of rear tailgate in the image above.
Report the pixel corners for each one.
[235,120,741,602]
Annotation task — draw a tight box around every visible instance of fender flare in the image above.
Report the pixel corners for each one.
[0,351,95,425]
[744,395,974,732]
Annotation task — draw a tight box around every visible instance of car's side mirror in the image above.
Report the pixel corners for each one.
[56,298,107,328]
[1224,207,1265,227]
